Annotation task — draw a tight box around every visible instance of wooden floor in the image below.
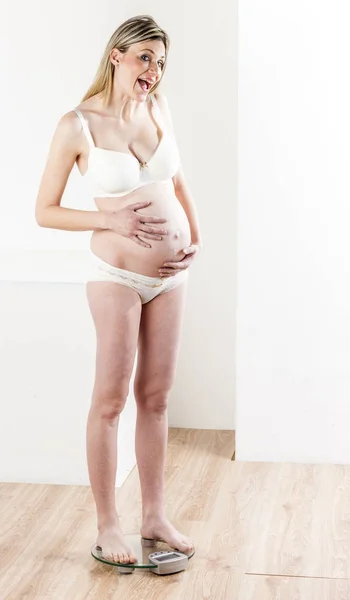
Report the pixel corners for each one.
[1,429,350,599]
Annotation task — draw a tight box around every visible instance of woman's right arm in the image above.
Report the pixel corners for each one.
[35,111,107,231]
[35,111,169,247]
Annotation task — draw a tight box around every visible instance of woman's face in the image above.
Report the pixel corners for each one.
[111,39,166,102]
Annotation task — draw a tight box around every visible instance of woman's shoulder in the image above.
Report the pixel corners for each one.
[49,108,89,154]
[153,90,168,109]
[58,94,99,133]
[153,91,173,130]
[52,110,82,140]
[51,109,81,137]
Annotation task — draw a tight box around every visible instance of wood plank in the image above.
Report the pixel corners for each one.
[239,574,350,599]
[1,428,350,599]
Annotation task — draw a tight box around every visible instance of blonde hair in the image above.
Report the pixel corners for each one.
[82,15,170,104]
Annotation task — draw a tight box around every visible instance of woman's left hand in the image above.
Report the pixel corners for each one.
[159,244,201,277]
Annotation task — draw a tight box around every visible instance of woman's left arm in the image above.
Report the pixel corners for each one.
[155,92,202,275]
[172,166,202,248]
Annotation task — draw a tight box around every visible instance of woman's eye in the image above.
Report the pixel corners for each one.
[140,55,164,69]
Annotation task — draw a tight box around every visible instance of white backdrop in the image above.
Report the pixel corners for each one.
[0,0,236,486]
[237,0,350,463]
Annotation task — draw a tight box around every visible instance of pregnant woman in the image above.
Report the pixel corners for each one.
[35,15,202,565]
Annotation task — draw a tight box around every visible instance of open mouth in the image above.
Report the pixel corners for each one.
[137,78,153,92]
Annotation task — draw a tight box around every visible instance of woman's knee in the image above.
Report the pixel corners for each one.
[134,382,171,411]
[91,385,129,418]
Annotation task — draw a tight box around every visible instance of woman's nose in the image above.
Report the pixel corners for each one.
[148,62,160,76]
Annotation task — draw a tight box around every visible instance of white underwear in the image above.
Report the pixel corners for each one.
[87,252,188,304]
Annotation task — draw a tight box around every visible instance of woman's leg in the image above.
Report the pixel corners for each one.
[133,279,194,552]
[86,281,142,564]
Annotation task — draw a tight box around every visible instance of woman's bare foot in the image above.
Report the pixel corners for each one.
[141,516,194,553]
[96,523,138,564]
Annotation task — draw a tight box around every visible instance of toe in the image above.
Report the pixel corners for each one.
[182,539,193,551]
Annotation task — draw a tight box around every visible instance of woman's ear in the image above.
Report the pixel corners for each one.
[110,49,121,66]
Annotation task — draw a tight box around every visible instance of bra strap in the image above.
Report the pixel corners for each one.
[149,93,165,129]
[150,93,161,114]
[73,108,95,148]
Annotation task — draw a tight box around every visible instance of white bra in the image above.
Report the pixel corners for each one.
[73,95,180,198]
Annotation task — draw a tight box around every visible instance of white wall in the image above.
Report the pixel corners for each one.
[0,282,137,486]
[237,0,350,463]
[0,1,236,485]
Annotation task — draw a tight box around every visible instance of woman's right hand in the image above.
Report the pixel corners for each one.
[104,201,168,248]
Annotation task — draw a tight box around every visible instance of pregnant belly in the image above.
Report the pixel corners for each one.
[90,182,192,278]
